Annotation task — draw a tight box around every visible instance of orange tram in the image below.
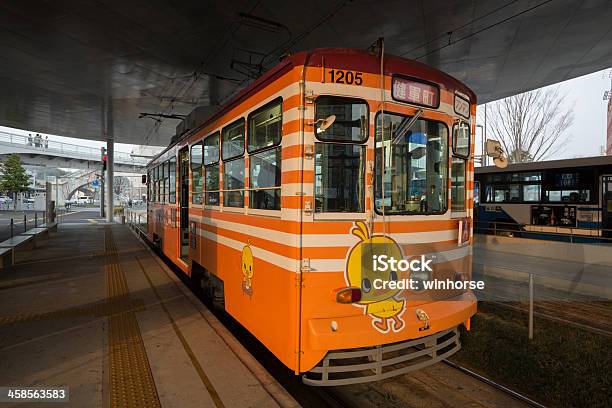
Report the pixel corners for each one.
[146,48,477,386]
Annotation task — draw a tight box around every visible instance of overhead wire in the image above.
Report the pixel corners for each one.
[400,0,521,57]
[141,0,263,148]
[259,0,352,68]
[413,0,555,60]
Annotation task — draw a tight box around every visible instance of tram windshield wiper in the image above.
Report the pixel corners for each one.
[392,109,423,145]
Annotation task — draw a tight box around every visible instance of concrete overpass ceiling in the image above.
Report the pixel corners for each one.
[0,0,611,146]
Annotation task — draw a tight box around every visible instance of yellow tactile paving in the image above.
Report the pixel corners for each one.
[105,226,161,408]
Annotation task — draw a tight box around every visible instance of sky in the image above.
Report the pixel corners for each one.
[1,68,610,160]
[475,68,611,159]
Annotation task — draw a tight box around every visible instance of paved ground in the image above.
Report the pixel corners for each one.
[0,215,294,407]
[473,237,612,300]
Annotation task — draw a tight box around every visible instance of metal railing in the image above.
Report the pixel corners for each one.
[474,220,612,244]
[472,260,612,339]
[0,130,148,166]
[0,211,49,242]
[124,207,148,234]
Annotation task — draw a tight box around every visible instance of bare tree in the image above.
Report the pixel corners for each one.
[485,87,574,163]
[113,176,131,196]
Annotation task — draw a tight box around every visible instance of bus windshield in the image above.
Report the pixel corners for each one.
[375,112,448,214]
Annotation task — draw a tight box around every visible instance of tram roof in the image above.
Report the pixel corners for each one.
[159,48,477,159]
[476,155,612,174]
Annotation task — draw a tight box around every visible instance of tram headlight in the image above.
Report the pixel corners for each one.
[334,287,362,304]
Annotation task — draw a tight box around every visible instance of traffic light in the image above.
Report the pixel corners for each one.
[101,147,107,171]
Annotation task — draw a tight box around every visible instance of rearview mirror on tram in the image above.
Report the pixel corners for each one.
[141,174,147,184]
[314,115,336,133]
[485,139,508,169]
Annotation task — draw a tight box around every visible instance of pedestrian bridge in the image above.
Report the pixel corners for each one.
[0,130,148,173]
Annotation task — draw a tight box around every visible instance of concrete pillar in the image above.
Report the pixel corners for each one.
[106,137,114,223]
[100,177,105,218]
[105,100,114,223]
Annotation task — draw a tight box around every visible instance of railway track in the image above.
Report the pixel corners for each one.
[443,360,547,408]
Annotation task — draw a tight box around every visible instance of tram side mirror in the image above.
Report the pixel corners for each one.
[142,174,147,184]
[485,139,508,168]
[315,115,336,134]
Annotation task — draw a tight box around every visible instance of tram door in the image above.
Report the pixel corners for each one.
[603,175,612,238]
[178,148,190,259]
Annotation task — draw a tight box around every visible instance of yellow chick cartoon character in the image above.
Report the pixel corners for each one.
[345,222,406,333]
[241,244,254,295]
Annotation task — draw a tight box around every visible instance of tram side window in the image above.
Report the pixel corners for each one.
[155,166,160,202]
[314,97,368,212]
[164,160,170,204]
[222,119,245,160]
[223,158,244,207]
[315,145,365,212]
[191,142,203,204]
[315,96,368,142]
[150,167,156,203]
[375,112,448,214]
[248,99,282,210]
[453,122,470,158]
[222,119,245,207]
[451,157,466,212]
[147,170,152,202]
[169,158,176,204]
[203,132,220,206]
[160,162,168,204]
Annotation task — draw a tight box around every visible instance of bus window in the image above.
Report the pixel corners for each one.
[203,132,220,206]
[191,142,203,204]
[248,99,282,210]
[523,184,541,201]
[451,157,466,211]
[375,112,448,214]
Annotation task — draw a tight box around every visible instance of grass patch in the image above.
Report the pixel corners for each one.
[452,302,611,407]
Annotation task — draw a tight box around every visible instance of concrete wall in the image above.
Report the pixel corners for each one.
[474,234,612,299]
[475,234,612,266]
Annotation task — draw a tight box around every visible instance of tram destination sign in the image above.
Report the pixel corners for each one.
[392,76,440,108]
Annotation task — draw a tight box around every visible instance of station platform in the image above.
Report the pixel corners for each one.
[0,210,297,408]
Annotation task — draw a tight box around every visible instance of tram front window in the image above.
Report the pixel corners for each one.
[375,113,448,214]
